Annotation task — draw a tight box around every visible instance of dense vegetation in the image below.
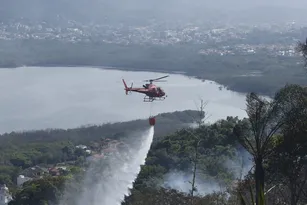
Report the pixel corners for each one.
[132,116,242,191]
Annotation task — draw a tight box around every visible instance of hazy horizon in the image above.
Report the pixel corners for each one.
[1,0,307,24]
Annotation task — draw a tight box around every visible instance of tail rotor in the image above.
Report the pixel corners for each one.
[122,79,132,95]
[128,82,133,95]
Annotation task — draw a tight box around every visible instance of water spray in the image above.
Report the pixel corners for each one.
[59,126,155,205]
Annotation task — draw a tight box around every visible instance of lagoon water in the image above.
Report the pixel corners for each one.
[0,66,248,134]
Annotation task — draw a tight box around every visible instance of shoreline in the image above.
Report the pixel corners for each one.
[0,110,199,136]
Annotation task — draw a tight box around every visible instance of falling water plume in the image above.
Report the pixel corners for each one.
[59,126,155,205]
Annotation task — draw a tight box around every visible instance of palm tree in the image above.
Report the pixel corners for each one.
[233,85,305,205]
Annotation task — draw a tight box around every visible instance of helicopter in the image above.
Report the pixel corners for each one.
[122,75,169,102]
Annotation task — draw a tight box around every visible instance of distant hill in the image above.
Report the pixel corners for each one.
[0,110,199,146]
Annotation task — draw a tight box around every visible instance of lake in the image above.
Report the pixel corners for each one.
[0,66,249,134]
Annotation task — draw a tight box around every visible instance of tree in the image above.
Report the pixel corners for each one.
[233,85,305,205]
[189,138,203,199]
[295,38,307,67]
[9,176,68,205]
[180,128,203,202]
[267,85,307,205]
[234,94,275,205]
[189,99,208,200]
[195,99,209,127]
[269,134,307,205]
[61,143,75,161]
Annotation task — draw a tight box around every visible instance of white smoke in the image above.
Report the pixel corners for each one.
[59,126,154,205]
[224,149,253,180]
[161,149,253,197]
[162,170,224,196]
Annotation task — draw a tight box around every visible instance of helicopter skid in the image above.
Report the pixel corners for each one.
[143,96,166,102]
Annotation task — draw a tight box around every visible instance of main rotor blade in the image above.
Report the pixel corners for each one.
[152,75,169,81]
[143,80,167,82]
[153,80,167,82]
[143,75,169,82]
